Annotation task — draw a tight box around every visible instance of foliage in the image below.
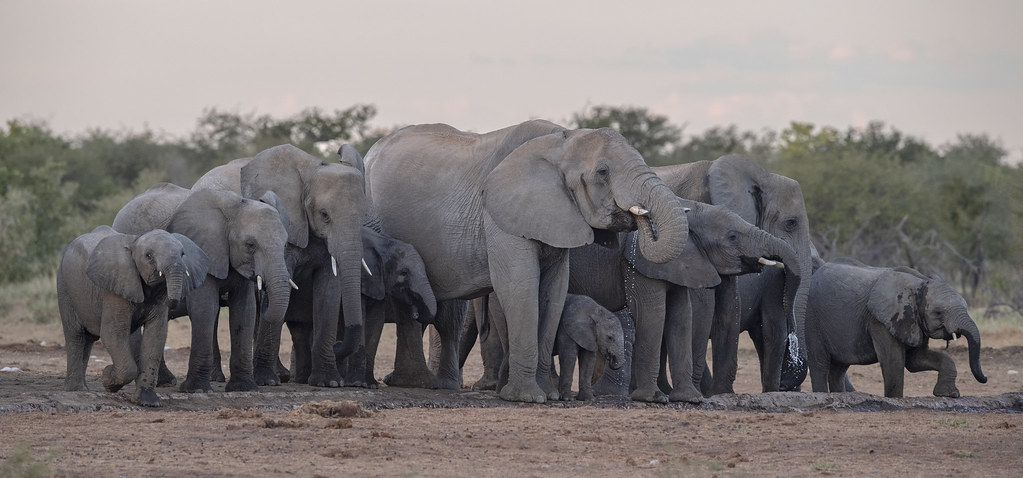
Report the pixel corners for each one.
[570,105,681,166]
[0,443,57,478]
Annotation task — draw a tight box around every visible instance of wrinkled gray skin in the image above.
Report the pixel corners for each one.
[58,226,209,407]
[553,294,625,401]
[366,120,688,403]
[656,155,812,395]
[113,184,291,393]
[568,199,800,403]
[806,258,987,398]
[193,145,368,388]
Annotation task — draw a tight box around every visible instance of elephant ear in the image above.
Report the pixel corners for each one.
[562,302,598,352]
[337,144,366,178]
[241,145,310,248]
[868,270,925,347]
[359,228,387,301]
[171,233,212,291]
[168,189,232,280]
[483,147,593,248]
[707,154,766,226]
[624,231,721,289]
[257,190,291,234]
[86,233,145,303]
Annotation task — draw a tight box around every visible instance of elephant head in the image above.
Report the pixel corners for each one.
[625,199,802,292]
[563,294,626,370]
[869,267,987,384]
[86,228,210,310]
[241,144,368,354]
[167,188,293,326]
[484,125,688,264]
[360,227,437,323]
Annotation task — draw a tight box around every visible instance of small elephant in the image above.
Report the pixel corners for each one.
[58,226,210,406]
[554,294,625,401]
[806,258,987,398]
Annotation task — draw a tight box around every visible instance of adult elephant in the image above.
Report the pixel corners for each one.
[113,184,292,392]
[806,258,986,398]
[193,144,369,388]
[655,155,812,395]
[365,120,688,402]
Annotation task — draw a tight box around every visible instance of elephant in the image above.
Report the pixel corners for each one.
[806,258,987,398]
[58,226,210,406]
[113,184,292,393]
[553,294,625,401]
[192,144,369,388]
[365,120,688,402]
[568,198,799,403]
[655,155,812,395]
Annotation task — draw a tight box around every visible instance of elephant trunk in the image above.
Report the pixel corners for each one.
[951,313,987,384]
[258,262,293,327]
[619,168,687,264]
[163,264,186,311]
[779,249,812,390]
[329,231,365,359]
[413,275,438,324]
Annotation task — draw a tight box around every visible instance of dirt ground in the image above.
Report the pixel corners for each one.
[1,318,1022,477]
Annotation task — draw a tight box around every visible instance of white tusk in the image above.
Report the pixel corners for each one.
[289,279,299,290]
[256,275,263,291]
[185,269,190,277]
[362,258,372,276]
[331,256,338,276]
[629,206,649,216]
[952,333,958,342]
[758,257,785,269]
[683,207,692,213]
[158,270,163,277]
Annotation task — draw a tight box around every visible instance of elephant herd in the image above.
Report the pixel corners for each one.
[56,119,986,407]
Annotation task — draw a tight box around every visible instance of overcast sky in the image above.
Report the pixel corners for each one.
[2,1,1021,162]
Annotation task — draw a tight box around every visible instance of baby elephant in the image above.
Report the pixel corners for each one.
[58,226,210,406]
[806,258,987,398]
[554,294,626,401]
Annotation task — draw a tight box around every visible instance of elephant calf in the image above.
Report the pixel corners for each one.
[806,258,987,398]
[57,226,210,406]
[554,294,626,401]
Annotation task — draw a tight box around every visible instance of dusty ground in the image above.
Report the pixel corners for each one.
[1,318,1022,477]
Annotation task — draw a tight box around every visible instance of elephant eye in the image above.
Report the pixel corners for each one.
[727,231,740,243]
[246,240,257,252]
[319,210,331,224]
[145,251,153,260]
[596,166,610,180]
[783,218,799,232]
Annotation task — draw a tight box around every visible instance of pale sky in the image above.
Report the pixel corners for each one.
[2,1,1022,162]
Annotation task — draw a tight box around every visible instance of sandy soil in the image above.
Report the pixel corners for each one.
[1,317,1022,477]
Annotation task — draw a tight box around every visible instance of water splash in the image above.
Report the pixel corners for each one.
[786,332,803,366]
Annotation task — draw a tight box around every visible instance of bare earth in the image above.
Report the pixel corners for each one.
[1,318,1021,477]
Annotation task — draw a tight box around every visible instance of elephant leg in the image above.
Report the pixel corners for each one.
[626,271,669,404]
[62,322,94,391]
[576,351,598,401]
[308,271,343,388]
[360,300,385,389]
[869,321,907,398]
[758,303,789,393]
[385,314,438,389]
[338,296,370,389]
[665,287,702,403]
[592,308,632,397]
[490,295,511,393]
[907,347,959,398]
[488,236,550,403]
[689,289,714,396]
[99,308,139,393]
[287,321,313,384]
[827,364,851,392]
[179,283,220,393]
[225,284,258,392]
[210,314,226,383]
[473,298,504,391]
[557,347,578,401]
[535,252,570,400]
[135,314,168,407]
[709,276,740,395]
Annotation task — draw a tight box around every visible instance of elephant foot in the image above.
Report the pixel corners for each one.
[225,377,258,392]
[101,365,130,393]
[135,388,161,407]
[709,384,735,396]
[178,376,214,393]
[344,376,369,389]
[934,383,960,398]
[307,370,342,388]
[383,370,437,389]
[630,386,669,404]
[498,380,547,403]
[254,366,282,386]
[211,366,227,383]
[669,385,704,404]
[274,360,291,384]
[470,375,498,391]
[575,390,594,401]
[157,364,177,387]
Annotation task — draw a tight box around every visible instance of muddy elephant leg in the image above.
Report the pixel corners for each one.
[709,276,740,395]
[385,313,438,389]
[906,347,959,398]
[135,314,168,407]
[665,286,703,403]
[225,284,258,392]
[62,319,95,391]
[179,283,220,393]
[99,308,138,394]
